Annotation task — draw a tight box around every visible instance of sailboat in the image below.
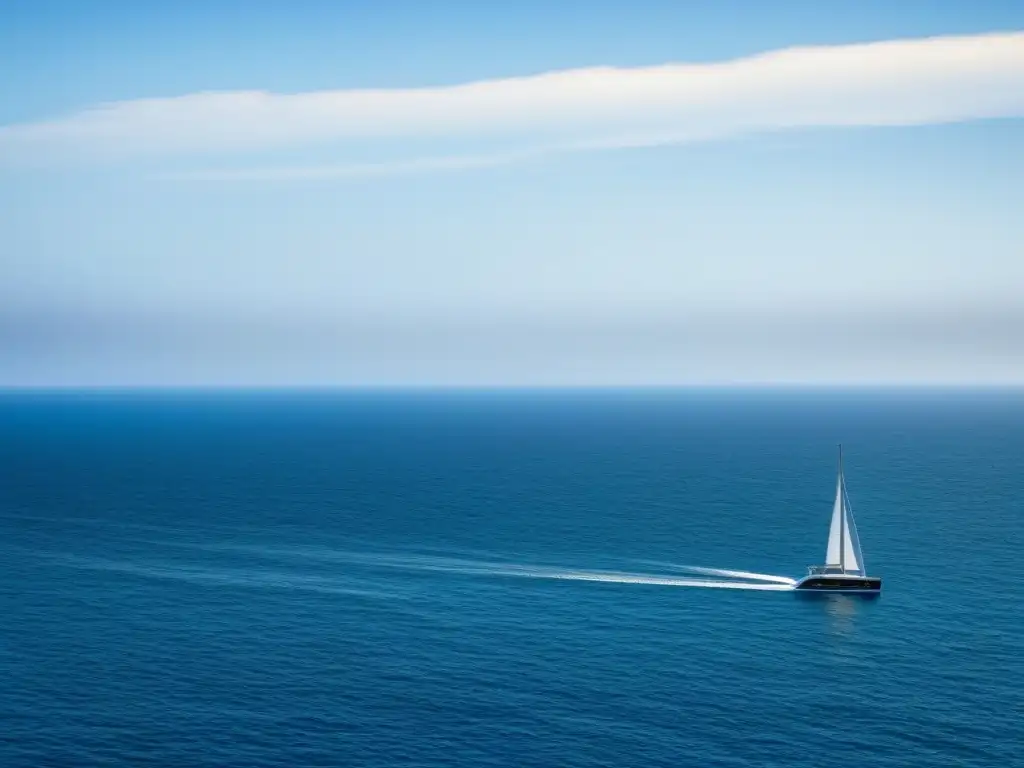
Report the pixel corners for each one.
[794,446,882,593]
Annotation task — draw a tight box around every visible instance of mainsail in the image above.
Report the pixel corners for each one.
[824,448,865,575]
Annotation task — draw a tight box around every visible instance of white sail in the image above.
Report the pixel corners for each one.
[825,475,845,568]
[823,456,864,575]
[843,485,866,575]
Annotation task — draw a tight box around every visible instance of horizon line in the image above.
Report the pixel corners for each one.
[3,383,1023,393]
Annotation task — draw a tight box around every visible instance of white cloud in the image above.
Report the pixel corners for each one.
[158,149,545,180]
[1,31,1023,168]
[156,138,693,180]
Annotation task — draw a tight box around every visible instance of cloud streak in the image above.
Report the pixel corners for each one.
[157,137,682,180]
[159,148,545,181]
[1,31,1023,171]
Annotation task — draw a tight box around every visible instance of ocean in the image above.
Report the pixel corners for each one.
[2,389,1021,767]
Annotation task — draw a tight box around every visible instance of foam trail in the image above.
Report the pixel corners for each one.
[261,549,795,591]
[674,566,797,586]
[447,561,794,591]
[512,568,793,591]
[140,541,796,593]
[640,561,798,586]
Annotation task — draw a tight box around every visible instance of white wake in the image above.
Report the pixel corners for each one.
[365,556,796,591]
[139,540,799,593]
[508,567,794,591]
[643,563,798,586]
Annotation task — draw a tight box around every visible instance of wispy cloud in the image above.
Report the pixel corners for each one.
[157,137,693,180]
[159,149,546,181]
[2,31,1023,172]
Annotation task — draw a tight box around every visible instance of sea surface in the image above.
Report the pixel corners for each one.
[2,389,1022,767]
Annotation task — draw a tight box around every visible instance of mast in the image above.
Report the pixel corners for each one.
[838,444,845,573]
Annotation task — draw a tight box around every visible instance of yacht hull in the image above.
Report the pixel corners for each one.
[793,574,881,593]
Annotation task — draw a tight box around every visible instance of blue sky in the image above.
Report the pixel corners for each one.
[2,0,1023,385]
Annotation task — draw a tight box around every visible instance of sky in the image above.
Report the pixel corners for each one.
[1,0,1023,386]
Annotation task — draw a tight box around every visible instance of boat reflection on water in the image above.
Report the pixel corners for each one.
[795,591,879,640]
[794,589,879,605]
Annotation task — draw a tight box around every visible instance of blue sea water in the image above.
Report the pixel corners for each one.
[1,389,1022,767]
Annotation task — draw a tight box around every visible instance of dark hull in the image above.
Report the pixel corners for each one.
[794,576,882,592]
